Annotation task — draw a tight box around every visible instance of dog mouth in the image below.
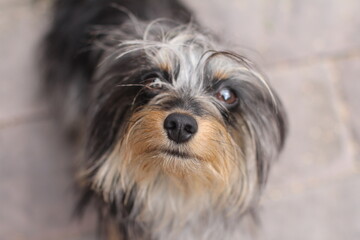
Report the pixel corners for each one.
[160,149,192,159]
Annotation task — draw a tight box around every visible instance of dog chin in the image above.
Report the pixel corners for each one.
[160,148,193,159]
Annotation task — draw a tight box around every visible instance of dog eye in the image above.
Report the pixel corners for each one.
[215,88,237,105]
[144,77,163,89]
[142,74,164,90]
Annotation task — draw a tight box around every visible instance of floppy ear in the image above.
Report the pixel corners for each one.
[84,50,150,169]
[236,80,287,187]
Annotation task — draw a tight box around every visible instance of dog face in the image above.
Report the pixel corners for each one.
[83,21,286,214]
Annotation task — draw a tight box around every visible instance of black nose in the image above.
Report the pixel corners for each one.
[163,113,198,143]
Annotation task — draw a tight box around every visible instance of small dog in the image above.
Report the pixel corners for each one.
[41,0,287,239]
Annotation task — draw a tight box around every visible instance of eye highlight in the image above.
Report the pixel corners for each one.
[215,88,238,106]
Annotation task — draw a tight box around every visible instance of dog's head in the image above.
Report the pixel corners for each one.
[83,20,286,214]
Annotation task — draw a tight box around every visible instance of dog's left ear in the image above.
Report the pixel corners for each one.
[237,81,287,187]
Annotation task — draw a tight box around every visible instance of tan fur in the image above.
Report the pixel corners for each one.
[92,103,252,212]
[108,220,124,240]
[213,70,229,80]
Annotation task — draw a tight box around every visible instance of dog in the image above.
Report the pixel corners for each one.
[41,0,287,239]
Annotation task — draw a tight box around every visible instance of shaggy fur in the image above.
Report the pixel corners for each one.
[41,0,287,239]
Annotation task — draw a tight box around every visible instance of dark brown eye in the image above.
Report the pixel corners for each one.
[216,88,237,105]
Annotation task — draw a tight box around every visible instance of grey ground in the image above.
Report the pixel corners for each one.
[1,0,359,239]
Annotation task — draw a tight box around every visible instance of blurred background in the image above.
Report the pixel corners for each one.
[0,0,359,239]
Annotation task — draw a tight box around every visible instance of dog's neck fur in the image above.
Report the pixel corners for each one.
[108,176,254,240]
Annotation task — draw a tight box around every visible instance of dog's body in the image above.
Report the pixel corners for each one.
[42,0,287,239]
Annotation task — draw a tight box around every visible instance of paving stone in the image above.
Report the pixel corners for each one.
[182,0,360,64]
[0,120,96,240]
[73,234,98,240]
[0,0,31,7]
[0,4,48,125]
[262,62,353,197]
[336,57,360,163]
[259,173,360,240]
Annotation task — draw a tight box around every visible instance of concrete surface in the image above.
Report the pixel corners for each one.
[0,0,359,239]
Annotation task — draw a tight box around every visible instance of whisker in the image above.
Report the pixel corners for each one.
[115,84,146,88]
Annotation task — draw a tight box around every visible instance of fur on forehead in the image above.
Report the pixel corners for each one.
[95,19,274,100]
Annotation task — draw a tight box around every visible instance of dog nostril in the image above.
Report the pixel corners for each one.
[184,124,196,134]
[163,113,198,144]
[164,119,177,130]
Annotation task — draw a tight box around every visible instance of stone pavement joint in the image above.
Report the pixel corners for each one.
[265,48,360,71]
[0,108,50,130]
[326,60,359,164]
